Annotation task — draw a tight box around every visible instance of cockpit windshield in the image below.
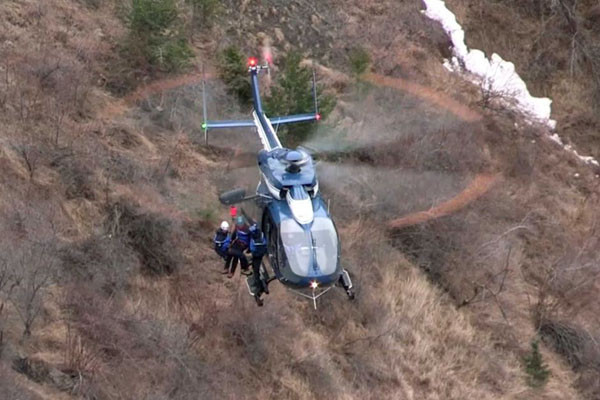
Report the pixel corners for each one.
[311,217,339,275]
[280,217,339,277]
[280,219,312,276]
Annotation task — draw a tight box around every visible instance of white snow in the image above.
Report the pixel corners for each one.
[422,0,555,128]
[422,0,600,168]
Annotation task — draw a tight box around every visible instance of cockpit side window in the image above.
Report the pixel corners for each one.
[304,181,319,198]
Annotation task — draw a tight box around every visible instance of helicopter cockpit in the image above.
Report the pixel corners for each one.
[277,211,340,285]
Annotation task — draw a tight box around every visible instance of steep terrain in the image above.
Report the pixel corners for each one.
[0,0,598,399]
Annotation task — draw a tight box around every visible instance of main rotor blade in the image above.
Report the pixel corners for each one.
[316,161,469,218]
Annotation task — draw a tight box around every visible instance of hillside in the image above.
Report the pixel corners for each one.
[0,0,598,399]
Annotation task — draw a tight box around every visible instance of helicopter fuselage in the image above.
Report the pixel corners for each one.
[254,149,343,290]
[204,58,354,305]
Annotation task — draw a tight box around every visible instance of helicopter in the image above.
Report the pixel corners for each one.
[202,56,354,308]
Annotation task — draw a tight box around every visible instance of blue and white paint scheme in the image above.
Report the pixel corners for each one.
[203,57,354,307]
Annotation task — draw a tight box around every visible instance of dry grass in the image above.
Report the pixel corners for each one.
[0,0,595,399]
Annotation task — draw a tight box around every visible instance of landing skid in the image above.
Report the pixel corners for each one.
[289,285,335,310]
[290,269,355,310]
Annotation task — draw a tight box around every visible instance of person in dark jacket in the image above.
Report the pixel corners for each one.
[214,221,231,259]
[226,216,251,278]
[249,224,268,298]
[214,221,232,274]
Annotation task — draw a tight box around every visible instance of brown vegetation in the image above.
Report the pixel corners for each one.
[0,0,598,399]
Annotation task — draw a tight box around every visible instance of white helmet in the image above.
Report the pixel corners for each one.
[220,221,230,231]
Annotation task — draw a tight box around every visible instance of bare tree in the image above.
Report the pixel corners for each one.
[6,242,58,338]
[13,143,40,181]
[0,257,14,353]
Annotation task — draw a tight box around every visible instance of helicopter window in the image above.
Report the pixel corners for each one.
[304,181,318,198]
[311,217,339,275]
[280,219,312,276]
[288,185,309,200]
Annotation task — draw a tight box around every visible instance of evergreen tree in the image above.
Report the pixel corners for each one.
[125,0,193,72]
[349,46,371,78]
[524,339,550,388]
[217,46,252,104]
[185,0,220,29]
[264,52,335,144]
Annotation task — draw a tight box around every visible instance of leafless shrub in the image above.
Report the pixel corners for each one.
[77,0,102,9]
[0,364,40,400]
[12,356,76,392]
[12,143,41,181]
[12,357,50,384]
[523,215,600,318]
[61,286,124,358]
[60,235,136,294]
[105,151,146,184]
[538,320,589,369]
[478,77,518,112]
[63,284,209,399]
[52,153,96,200]
[0,257,14,354]
[105,200,181,275]
[5,242,58,338]
[63,325,100,383]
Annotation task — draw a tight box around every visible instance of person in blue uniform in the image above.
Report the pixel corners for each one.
[249,224,268,303]
[214,221,231,259]
[226,216,251,278]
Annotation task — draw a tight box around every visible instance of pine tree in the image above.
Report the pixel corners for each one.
[264,51,335,144]
[349,46,371,78]
[217,46,252,104]
[126,0,193,72]
[524,339,550,388]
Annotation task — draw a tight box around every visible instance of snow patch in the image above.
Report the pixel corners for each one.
[422,0,555,128]
[422,0,600,168]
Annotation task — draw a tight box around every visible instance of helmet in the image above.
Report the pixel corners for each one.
[220,221,229,231]
[235,216,245,226]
